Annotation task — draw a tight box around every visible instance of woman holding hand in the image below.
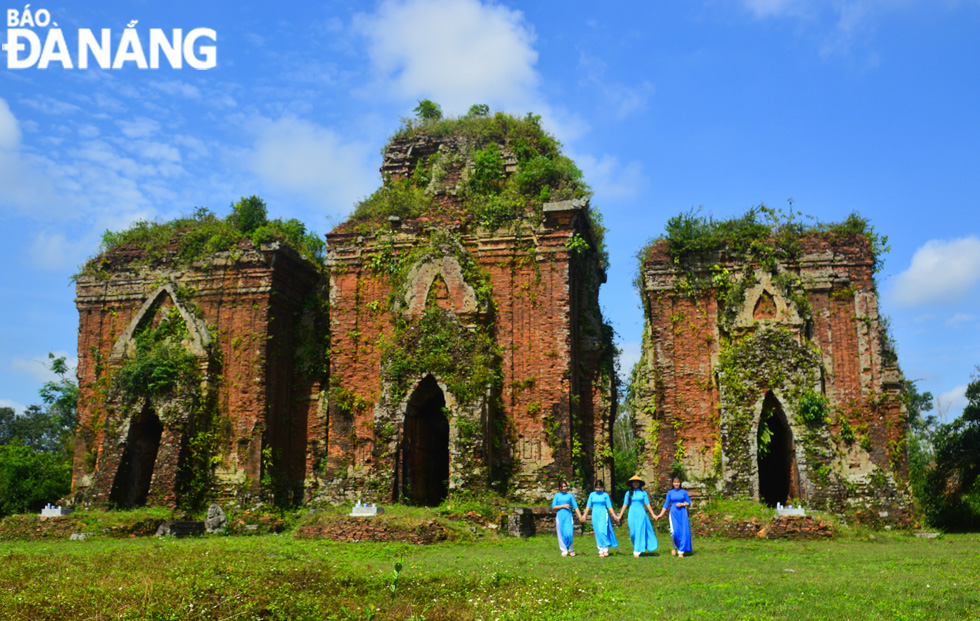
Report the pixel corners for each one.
[581,479,618,557]
[656,476,693,557]
[616,475,659,558]
[552,479,584,557]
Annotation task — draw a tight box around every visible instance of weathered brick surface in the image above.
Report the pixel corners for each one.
[322,208,613,503]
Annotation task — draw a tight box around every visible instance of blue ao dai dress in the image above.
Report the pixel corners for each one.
[623,489,658,554]
[586,491,618,551]
[663,488,693,553]
[552,491,579,554]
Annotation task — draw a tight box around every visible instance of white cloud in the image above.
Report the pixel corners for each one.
[148,80,202,100]
[578,53,654,119]
[77,124,100,139]
[574,152,646,201]
[9,352,76,386]
[935,384,968,421]
[173,134,210,160]
[118,117,162,139]
[22,95,83,116]
[248,116,377,216]
[27,231,94,272]
[0,398,27,414]
[618,341,642,379]
[946,313,977,327]
[742,0,924,60]
[356,0,540,114]
[892,237,980,306]
[0,98,21,150]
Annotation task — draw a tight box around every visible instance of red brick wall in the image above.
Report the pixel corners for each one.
[322,203,613,502]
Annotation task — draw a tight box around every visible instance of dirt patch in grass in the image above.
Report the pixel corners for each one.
[295,514,451,544]
[691,511,765,538]
[691,511,835,539]
[758,514,835,539]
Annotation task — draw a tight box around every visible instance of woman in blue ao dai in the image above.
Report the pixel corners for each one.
[656,476,693,557]
[616,475,659,558]
[581,479,618,557]
[552,480,584,556]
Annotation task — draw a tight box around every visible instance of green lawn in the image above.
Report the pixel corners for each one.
[1,528,977,620]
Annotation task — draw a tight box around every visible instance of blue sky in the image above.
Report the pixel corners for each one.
[1,0,978,422]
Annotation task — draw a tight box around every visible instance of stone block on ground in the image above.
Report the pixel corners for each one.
[156,521,206,538]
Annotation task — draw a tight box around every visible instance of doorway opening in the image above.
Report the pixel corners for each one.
[399,375,450,506]
[109,404,163,508]
[756,391,799,506]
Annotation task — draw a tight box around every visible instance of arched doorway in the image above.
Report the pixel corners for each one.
[109,404,163,508]
[756,392,799,506]
[399,375,450,506]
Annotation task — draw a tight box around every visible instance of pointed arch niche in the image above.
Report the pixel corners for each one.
[110,283,211,361]
[734,270,804,330]
[401,255,485,319]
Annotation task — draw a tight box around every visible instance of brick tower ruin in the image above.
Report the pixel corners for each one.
[628,211,912,524]
[317,118,616,504]
[72,221,327,509]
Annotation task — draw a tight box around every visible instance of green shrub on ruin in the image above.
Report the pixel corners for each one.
[79,196,326,279]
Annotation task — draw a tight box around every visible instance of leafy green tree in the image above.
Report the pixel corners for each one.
[612,408,637,500]
[467,103,490,117]
[0,354,78,517]
[229,195,268,234]
[39,353,79,432]
[922,368,980,530]
[0,405,63,453]
[0,442,71,517]
[413,99,442,121]
[0,356,77,453]
[904,379,936,517]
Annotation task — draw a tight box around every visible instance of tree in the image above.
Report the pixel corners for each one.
[39,353,78,434]
[0,354,77,453]
[904,379,936,517]
[0,354,78,517]
[467,103,490,117]
[920,367,980,530]
[413,99,442,121]
[0,442,71,517]
[229,195,268,234]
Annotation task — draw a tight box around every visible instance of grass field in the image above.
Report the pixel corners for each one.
[1,523,978,620]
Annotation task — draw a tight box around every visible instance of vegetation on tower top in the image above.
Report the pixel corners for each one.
[77,196,326,278]
[346,101,608,269]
